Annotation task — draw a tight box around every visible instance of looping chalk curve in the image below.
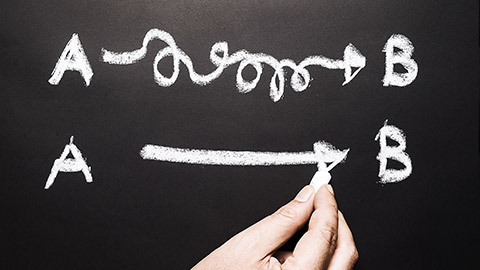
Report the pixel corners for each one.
[102,29,366,102]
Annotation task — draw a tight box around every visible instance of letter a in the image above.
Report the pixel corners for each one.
[375,120,412,184]
[382,34,418,87]
[45,136,93,189]
[48,33,93,86]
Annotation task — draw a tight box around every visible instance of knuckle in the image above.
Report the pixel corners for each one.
[319,224,338,248]
[339,244,359,264]
[274,205,298,224]
[310,208,338,248]
[350,246,359,262]
[326,201,338,212]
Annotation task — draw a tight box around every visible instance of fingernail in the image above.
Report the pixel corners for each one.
[295,185,314,202]
[326,184,334,195]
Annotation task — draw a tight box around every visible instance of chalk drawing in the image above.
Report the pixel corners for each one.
[101,29,366,102]
[375,120,412,183]
[140,141,348,189]
[45,136,92,189]
[383,34,418,87]
[49,34,94,86]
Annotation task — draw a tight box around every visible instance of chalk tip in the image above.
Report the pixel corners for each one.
[309,170,331,192]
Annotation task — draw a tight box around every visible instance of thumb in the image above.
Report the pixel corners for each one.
[233,185,315,259]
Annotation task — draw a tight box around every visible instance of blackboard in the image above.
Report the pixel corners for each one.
[2,0,478,269]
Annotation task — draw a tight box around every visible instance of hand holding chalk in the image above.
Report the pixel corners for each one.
[193,184,358,270]
[309,148,349,192]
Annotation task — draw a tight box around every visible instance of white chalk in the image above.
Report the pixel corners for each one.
[140,141,349,191]
[382,34,418,87]
[375,120,412,183]
[102,28,366,102]
[309,148,349,192]
[140,141,348,168]
[45,136,92,189]
[49,33,93,86]
[309,170,332,192]
[141,144,318,166]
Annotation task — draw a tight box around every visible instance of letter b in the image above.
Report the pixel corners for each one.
[375,120,412,183]
[383,34,418,87]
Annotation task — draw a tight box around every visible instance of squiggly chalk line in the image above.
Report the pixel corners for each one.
[102,29,366,102]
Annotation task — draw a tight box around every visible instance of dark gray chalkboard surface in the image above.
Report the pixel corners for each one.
[2,0,478,269]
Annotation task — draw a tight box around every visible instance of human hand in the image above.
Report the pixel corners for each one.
[192,184,358,270]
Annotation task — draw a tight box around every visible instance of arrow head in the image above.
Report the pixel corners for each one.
[342,44,366,85]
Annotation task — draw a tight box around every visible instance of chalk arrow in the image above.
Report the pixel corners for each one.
[140,141,349,172]
[342,44,366,85]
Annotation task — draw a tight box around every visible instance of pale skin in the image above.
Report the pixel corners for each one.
[193,184,359,270]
